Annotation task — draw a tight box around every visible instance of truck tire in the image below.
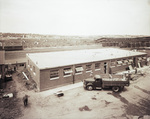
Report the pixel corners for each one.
[112,86,120,93]
[121,86,124,91]
[87,85,93,91]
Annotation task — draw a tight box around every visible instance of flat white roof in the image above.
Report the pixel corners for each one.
[27,48,147,70]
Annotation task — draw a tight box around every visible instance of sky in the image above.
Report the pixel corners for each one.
[0,0,150,36]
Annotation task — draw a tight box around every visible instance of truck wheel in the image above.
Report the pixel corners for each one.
[112,86,120,93]
[121,86,124,91]
[87,85,93,91]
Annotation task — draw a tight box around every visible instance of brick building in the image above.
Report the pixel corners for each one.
[26,48,147,91]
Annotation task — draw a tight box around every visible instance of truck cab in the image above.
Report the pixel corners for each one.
[83,75,102,90]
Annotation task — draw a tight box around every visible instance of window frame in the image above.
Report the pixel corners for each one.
[50,69,59,80]
[123,60,128,64]
[75,66,83,74]
[95,62,101,71]
[128,59,133,64]
[138,57,142,61]
[63,67,73,77]
[110,60,116,68]
[86,64,92,72]
[20,64,24,67]
[117,60,122,66]
[142,57,146,60]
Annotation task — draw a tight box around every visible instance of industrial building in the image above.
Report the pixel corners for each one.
[26,48,147,91]
[96,36,150,48]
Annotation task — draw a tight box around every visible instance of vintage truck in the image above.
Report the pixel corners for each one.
[83,74,130,93]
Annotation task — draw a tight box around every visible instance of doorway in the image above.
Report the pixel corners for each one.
[104,62,107,74]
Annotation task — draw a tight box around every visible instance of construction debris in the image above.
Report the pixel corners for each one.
[54,91,64,97]
[2,93,13,98]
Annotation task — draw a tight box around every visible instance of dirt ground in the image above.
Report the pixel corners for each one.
[0,66,150,119]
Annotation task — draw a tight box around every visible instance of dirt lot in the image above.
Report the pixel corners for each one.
[0,66,150,119]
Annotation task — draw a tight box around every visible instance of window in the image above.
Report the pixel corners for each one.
[122,59,128,65]
[117,61,122,65]
[50,69,59,80]
[123,60,128,64]
[143,57,146,60]
[75,66,83,74]
[63,67,73,76]
[117,60,122,66]
[95,63,101,70]
[138,57,142,61]
[20,64,24,67]
[86,64,92,72]
[111,61,116,68]
[128,59,133,64]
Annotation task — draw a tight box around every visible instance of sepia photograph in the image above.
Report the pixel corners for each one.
[0,0,150,119]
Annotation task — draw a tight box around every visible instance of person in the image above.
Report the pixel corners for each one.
[23,95,28,107]
[14,66,16,72]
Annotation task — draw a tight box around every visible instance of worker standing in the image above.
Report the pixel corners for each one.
[23,95,28,107]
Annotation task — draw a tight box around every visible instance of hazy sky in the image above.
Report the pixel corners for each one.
[0,0,150,35]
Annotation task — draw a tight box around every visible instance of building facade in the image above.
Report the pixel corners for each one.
[26,48,147,91]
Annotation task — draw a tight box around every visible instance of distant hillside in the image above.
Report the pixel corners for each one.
[0,33,100,48]
[0,32,150,49]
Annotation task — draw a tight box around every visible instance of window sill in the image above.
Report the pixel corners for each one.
[110,66,115,68]
[86,71,92,73]
[75,72,82,75]
[95,69,101,71]
[50,77,59,80]
[117,65,121,67]
[64,75,72,77]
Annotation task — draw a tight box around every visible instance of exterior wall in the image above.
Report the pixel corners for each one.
[110,58,132,74]
[26,55,40,91]
[40,66,74,91]
[39,60,111,91]
[110,55,147,74]
[74,61,106,82]
[27,54,147,91]
[136,55,147,67]
[0,50,5,64]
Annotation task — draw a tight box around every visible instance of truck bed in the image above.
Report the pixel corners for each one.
[102,77,127,81]
[102,78,129,87]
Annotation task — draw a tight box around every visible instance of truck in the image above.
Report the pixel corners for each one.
[83,74,130,93]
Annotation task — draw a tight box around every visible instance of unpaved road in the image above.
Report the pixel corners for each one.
[1,66,150,119]
[20,67,150,119]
